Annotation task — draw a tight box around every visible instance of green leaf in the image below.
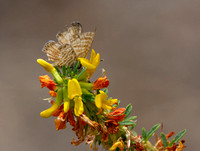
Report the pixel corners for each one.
[124,116,137,121]
[161,133,168,148]
[67,66,71,76]
[129,125,136,130]
[124,104,132,118]
[145,123,161,141]
[119,120,136,126]
[73,60,80,74]
[168,129,186,147]
[142,128,147,140]
[62,65,67,77]
[103,88,108,94]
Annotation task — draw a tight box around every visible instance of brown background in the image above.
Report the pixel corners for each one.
[0,0,199,150]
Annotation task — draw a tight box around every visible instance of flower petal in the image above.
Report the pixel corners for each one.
[40,103,59,118]
[95,94,102,109]
[68,78,82,99]
[74,96,84,116]
[99,90,108,100]
[78,58,96,70]
[90,49,96,63]
[92,53,100,67]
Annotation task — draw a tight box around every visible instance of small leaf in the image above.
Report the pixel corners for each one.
[62,65,67,77]
[73,60,80,74]
[168,129,186,147]
[130,124,136,130]
[103,88,108,94]
[124,116,137,121]
[161,133,168,148]
[119,120,136,126]
[67,66,71,76]
[145,123,161,141]
[124,104,132,118]
[142,128,147,140]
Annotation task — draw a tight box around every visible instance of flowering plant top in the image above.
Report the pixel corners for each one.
[37,22,186,151]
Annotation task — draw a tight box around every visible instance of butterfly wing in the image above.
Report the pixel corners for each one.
[42,41,61,62]
[56,22,82,45]
[55,44,77,67]
[71,32,95,58]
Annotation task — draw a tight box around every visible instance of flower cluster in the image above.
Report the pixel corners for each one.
[37,39,186,151]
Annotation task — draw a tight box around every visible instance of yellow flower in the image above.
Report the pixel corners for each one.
[37,59,63,84]
[68,78,84,116]
[40,103,59,118]
[78,49,100,77]
[95,90,118,110]
[110,140,124,151]
[40,87,63,118]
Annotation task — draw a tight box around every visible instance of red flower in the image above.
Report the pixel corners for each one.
[93,76,109,90]
[39,75,56,91]
[107,108,126,122]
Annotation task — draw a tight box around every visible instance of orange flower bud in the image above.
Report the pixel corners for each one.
[93,76,109,90]
[39,75,56,91]
[49,91,57,97]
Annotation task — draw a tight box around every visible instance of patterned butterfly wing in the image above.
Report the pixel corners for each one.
[55,44,77,67]
[42,41,61,62]
[71,32,95,58]
[56,22,82,45]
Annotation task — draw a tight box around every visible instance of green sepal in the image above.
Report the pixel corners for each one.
[79,81,93,90]
[54,66,61,76]
[54,87,63,105]
[124,104,132,118]
[81,88,93,96]
[161,133,168,148]
[63,86,68,101]
[145,123,161,141]
[77,68,88,81]
[51,70,63,84]
[168,129,186,147]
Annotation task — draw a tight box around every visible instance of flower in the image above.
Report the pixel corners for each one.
[37,58,55,73]
[37,59,63,84]
[95,90,118,110]
[107,108,126,122]
[39,75,56,91]
[40,103,59,118]
[68,78,84,116]
[93,76,109,90]
[40,87,63,118]
[110,139,125,151]
[78,49,100,77]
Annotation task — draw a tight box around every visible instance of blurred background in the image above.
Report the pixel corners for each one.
[0,0,199,150]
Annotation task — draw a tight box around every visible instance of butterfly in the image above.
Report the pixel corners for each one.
[42,22,95,67]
